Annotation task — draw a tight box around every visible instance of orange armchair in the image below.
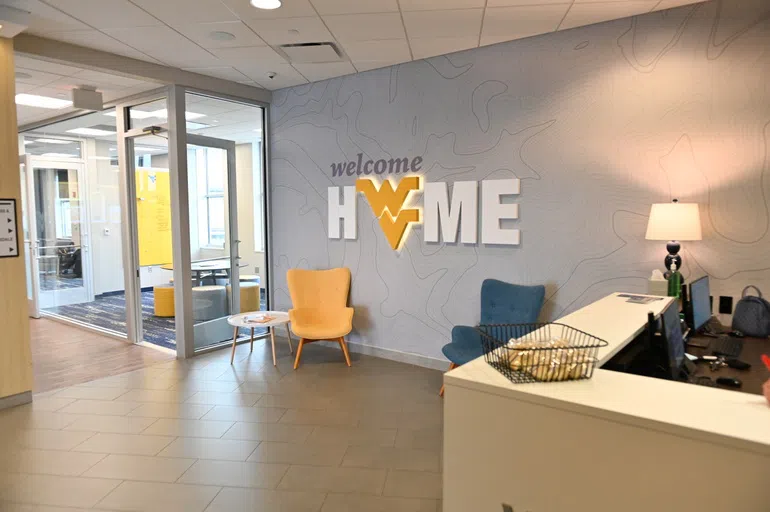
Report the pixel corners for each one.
[287,268,354,369]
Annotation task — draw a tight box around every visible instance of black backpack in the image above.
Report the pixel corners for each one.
[731,286,770,338]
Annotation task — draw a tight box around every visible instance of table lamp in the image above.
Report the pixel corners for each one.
[645,199,702,272]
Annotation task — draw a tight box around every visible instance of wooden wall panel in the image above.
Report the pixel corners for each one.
[0,36,34,399]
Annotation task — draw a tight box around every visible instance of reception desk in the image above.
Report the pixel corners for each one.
[443,293,770,512]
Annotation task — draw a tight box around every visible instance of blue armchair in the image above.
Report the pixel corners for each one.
[440,279,545,396]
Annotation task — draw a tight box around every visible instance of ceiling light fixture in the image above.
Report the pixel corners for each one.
[250,0,281,10]
[35,138,72,145]
[210,31,236,41]
[15,93,73,109]
[41,153,76,158]
[104,110,156,119]
[150,109,206,121]
[67,127,116,136]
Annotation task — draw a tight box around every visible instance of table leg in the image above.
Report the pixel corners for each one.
[285,323,293,354]
[270,328,277,367]
[229,326,239,365]
[250,328,254,352]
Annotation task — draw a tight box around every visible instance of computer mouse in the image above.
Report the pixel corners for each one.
[728,330,745,338]
[716,376,742,388]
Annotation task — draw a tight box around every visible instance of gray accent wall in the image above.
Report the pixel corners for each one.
[269,0,770,367]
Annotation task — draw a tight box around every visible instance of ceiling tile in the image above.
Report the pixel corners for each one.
[41,30,161,62]
[13,56,85,76]
[481,5,568,46]
[175,21,267,49]
[221,0,317,19]
[182,66,252,82]
[322,13,406,42]
[653,0,705,10]
[409,36,477,59]
[561,1,659,30]
[238,63,308,89]
[487,0,568,6]
[400,0,484,11]
[15,82,39,94]
[244,16,333,45]
[103,26,222,68]
[211,46,289,67]
[4,0,89,33]
[292,61,356,82]
[43,0,163,29]
[403,9,482,39]
[14,67,64,86]
[310,0,398,15]
[130,0,240,25]
[342,39,410,62]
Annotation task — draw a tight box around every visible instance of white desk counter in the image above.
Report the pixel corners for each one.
[443,293,770,512]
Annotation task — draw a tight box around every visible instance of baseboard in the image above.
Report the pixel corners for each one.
[0,391,32,411]
[272,332,447,371]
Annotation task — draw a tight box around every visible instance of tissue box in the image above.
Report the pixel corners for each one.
[648,279,669,297]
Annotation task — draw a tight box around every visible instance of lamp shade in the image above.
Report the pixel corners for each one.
[645,203,702,241]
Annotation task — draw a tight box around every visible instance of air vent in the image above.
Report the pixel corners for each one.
[278,42,343,64]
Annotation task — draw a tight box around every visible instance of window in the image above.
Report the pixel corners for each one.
[196,147,227,248]
[253,141,264,253]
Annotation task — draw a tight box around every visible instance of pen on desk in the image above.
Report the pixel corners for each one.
[761,354,770,371]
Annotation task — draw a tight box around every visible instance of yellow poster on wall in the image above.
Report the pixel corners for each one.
[136,168,173,267]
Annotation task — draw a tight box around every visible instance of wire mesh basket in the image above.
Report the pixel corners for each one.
[478,323,608,384]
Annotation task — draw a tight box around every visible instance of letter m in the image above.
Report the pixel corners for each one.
[423,181,478,243]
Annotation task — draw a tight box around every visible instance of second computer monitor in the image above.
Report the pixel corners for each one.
[690,275,711,331]
[661,300,685,378]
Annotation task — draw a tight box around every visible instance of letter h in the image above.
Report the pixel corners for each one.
[328,186,357,240]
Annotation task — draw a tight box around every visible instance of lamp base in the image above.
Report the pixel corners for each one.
[664,240,682,276]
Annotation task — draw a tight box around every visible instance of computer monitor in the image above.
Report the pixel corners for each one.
[689,275,711,331]
[660,301,685,379]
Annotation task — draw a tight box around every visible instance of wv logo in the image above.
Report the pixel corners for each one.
[356,177,421,250]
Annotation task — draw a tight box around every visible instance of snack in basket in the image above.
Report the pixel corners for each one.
[502,335,593,382]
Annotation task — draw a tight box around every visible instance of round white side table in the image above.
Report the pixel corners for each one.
[227,311,293,366]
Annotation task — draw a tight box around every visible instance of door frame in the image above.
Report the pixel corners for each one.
[21,153,95,313]
[116,85,269,359]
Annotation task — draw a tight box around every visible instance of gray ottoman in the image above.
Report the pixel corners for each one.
[192,285,228,322]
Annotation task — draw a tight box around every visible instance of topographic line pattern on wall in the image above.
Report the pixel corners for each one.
[270,0,770,363]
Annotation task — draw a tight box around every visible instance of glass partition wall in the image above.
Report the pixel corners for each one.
[19,85,269,358]
[116,85,269,357]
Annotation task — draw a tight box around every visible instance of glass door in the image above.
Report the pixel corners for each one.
[23,156,93,312]
[186,134,240,351]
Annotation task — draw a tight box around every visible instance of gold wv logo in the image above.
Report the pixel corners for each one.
[356,177,421,250]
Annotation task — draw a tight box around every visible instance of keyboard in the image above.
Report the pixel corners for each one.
[711,336,744,358]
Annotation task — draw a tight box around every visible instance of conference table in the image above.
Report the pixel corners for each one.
[161,258,247,285]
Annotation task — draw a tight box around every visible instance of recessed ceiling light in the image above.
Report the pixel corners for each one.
[15,93,73,109]
[67,127,116,136]
[35,138,72,145]
[41,153,76,158]
[135,146,161,152]
[250,0,281,9]
[16,72,32,80]
[150,109,206,121]
[210,31,236,41]
[23,140,34,145]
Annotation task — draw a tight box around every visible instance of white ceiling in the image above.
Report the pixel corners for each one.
[13,0,706,104]
[14,55,162,125]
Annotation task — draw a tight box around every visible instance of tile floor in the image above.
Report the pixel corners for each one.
[0,338,445,511]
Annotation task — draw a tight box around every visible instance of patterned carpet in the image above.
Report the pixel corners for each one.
[44,290,267,351]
